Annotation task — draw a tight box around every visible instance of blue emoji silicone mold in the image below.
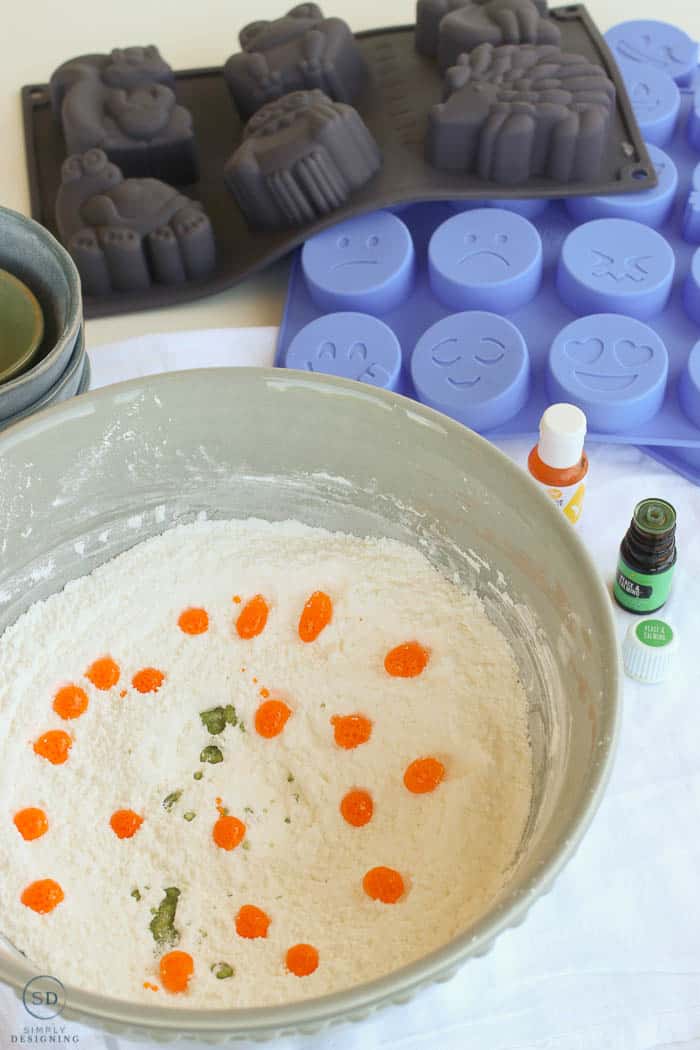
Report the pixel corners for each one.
[278,37,700,483]
[605,20,698,88]
[284,312,402,388]
[410,311,530,429]
[619,63,681,147]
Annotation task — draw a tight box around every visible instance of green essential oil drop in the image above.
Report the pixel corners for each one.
[614,498,677,615]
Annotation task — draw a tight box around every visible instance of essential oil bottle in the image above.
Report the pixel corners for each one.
[528,403,588,525]
[614,498,678,614]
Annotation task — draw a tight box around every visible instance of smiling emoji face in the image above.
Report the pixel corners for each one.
[410,310,531,430]
[284,311,402,390]
[547,313,669,431]
[302,211,415,313]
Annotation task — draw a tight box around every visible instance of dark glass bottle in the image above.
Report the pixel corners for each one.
[614,499,677,614]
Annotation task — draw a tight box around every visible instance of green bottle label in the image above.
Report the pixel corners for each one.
[614,557,675,614]
[635,619,674,648]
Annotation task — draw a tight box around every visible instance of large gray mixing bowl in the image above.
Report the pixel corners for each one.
[0,369,619,1043]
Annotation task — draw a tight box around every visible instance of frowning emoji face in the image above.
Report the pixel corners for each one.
[547,313,669,431]
[410,311,531,430]
[302,211,415,313]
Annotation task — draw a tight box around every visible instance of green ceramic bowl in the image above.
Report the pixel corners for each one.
[0,268,44,384]
[0,370,620,1042]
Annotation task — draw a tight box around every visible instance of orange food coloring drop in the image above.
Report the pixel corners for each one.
[362,866,405,904]
[286,943,319,977]
[384,641,429,678]
[178,607,209,635]
[236,594,269,639]
[259,687,270,698]
[52,684,88,720]
[403,757,445,794]
[235,904,271,939]
[298,591,333,643]
[33,730,72,765]
[340,789,374,828]
[13,808,48,841]
[85,656,120,690]
[21,879,64,914]
[255,699,292,739]
[110,809,144,839]
[331,714,372,750]
[143,982,159,992]
[132,668,165,694]
[159,951,193,994]
[213,814,246,851]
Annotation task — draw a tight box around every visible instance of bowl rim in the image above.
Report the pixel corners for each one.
[0,367,622,1038]
[0,207,82,396]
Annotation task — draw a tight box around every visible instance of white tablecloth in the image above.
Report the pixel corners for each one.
[2,329,699,1050]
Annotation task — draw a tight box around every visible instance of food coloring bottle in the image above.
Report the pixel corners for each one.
[614,498,677,614]
[528,403,588,525]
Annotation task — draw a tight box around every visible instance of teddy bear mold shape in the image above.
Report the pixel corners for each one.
[427,43,615,184]
[56,148,215,295]
[50,46,197,184]
[224,4,368,120]
[224,89,381,230]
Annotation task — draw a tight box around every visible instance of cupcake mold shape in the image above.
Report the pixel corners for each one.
[50,47,197,184]
[277,71,700,473]
[300,210,414,312]
[224,4,368,120]
[55,149,215,294]
[428,207,542,311]
[22,8,654,318]
[427,44,616,184]
[223,91,381,230]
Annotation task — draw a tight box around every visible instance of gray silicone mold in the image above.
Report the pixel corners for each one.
[55,149,216,294]
[22,6,653,318]
[224,4,368,120]
[428,42,616,182]
[224,90,382,229]
[50,47,198,184]
[416,0,550,59]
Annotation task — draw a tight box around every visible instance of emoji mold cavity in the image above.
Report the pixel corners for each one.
[223,90,381,230]
[410,310,531,430]
[55,148,216,295]
[547,314,669,431]
[301,211,415,314]
[679,341,700,430]
[428,208,543,313]
[565,144,678,230]
[604,19,699,87]
[556,218,675,321]
[284,312,402,389]
[50,47,198,184]
[619,64,681,148]
[224,4,368,120]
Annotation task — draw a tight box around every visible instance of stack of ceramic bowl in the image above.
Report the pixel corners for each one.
[0,206,88,432]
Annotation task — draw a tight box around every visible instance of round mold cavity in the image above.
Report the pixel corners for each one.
[679,341,700,429]
[301,211,415,315]
[619,64,681,147]
[410,311,531,431]
[605,20,698,86]
[450,198,550,220]
[284,313,402,390]
[547,313,669,431]
[564,145,678,229]
[683,248,700,326]
[556,218,675,320]
[682,162,700,244]
[428,209,543,313]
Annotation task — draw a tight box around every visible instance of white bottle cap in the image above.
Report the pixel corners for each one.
[622,618,678,684]
[538,404,587,470]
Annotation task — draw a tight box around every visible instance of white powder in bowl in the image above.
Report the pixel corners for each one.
[0,518,531,1007]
